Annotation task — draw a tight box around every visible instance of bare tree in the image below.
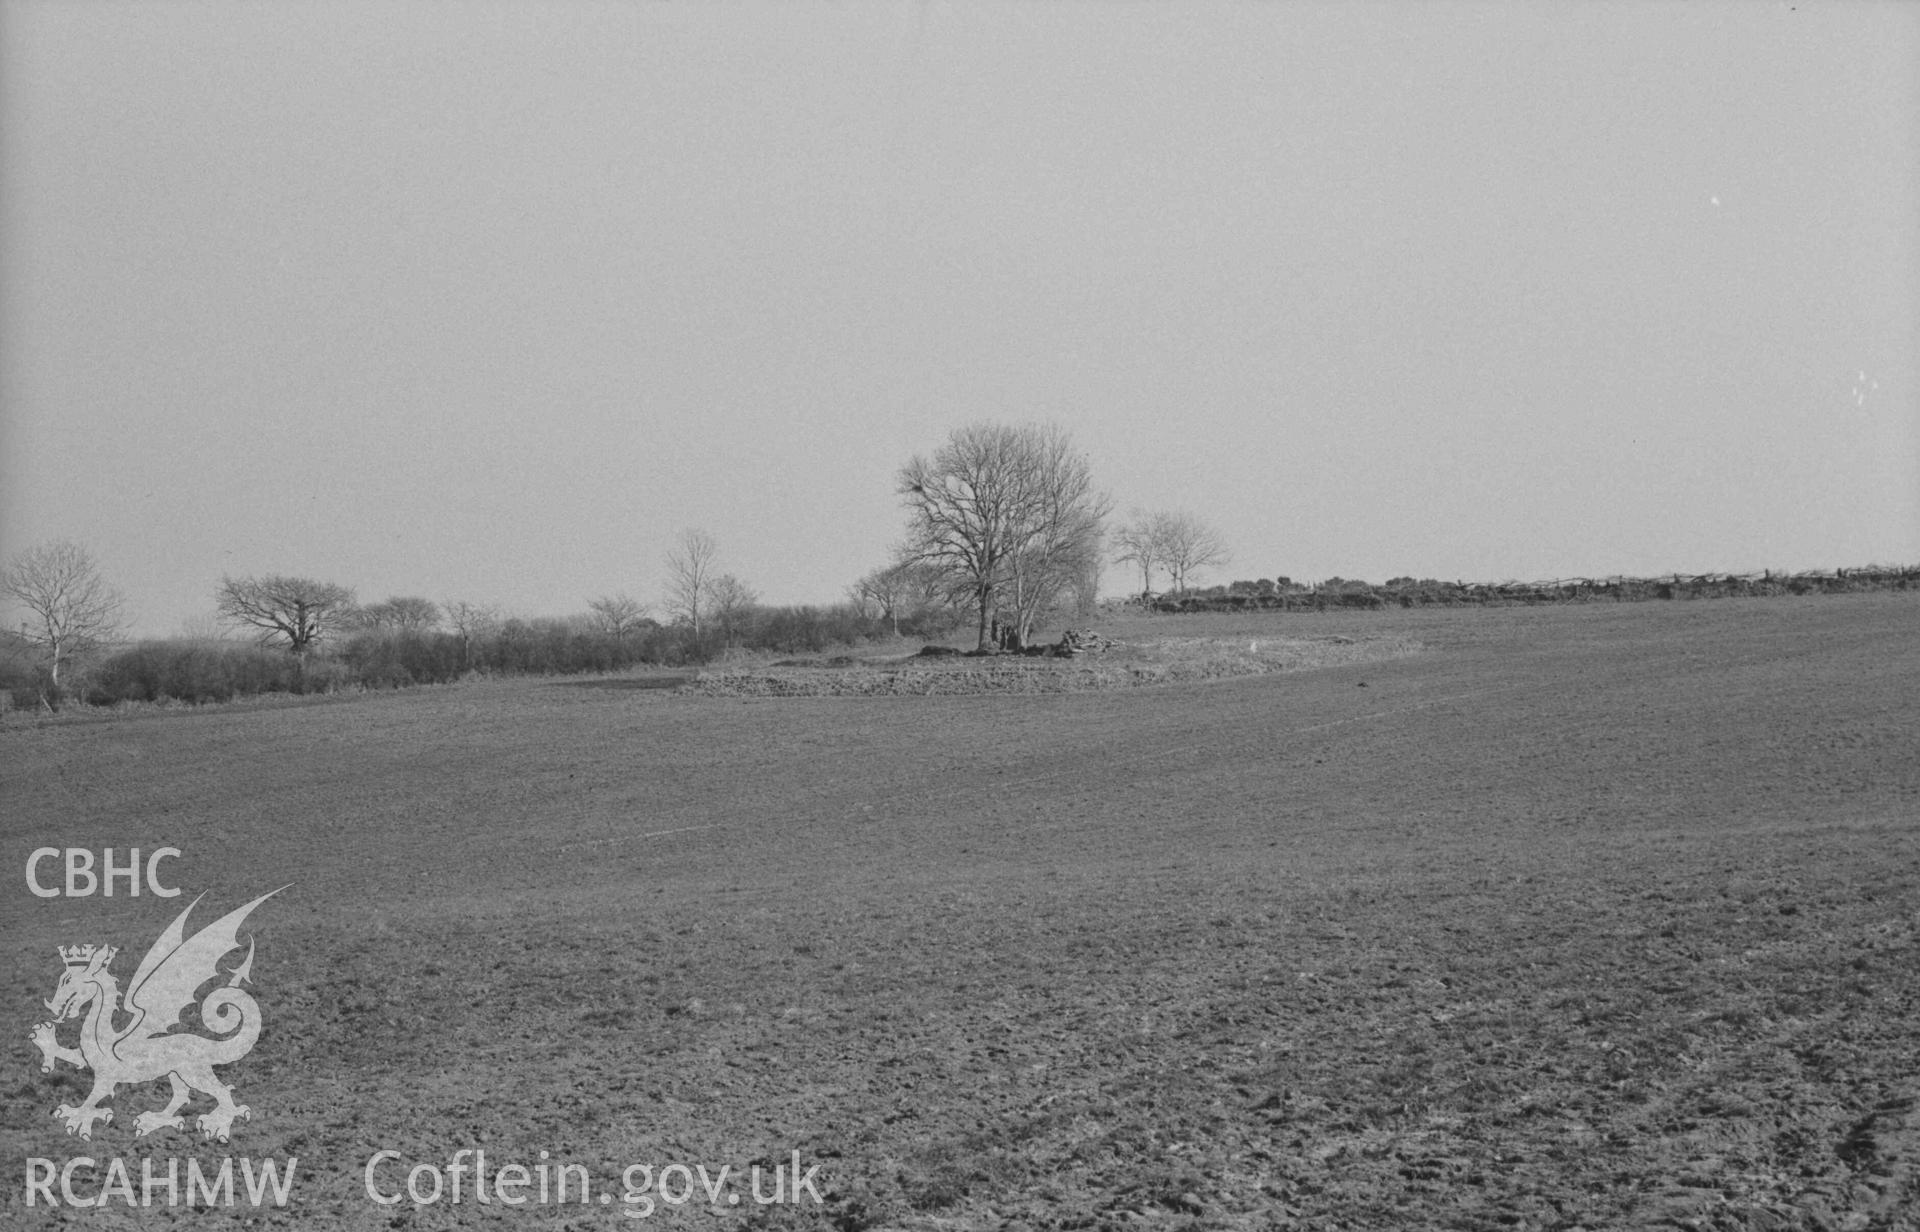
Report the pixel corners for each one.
[1155,511,1230,594]
[216,574,355,653]
[586,593,650,642]
[442,599,500,670]
[996,429,1109,647]
[850,563,909,633]
[1111,510,1163,598]
[897,422,1108,651]
[348,596,441,632]
[386,597,438,631]
[2,540,125,690]
[845,574,884,621]
[708,574,758,646]
[664,529,719,643]
[852,556,967,637]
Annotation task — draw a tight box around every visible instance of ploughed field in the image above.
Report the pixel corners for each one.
[3,594,1917,1230]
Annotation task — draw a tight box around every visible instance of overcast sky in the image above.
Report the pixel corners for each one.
[2,1,1915,636]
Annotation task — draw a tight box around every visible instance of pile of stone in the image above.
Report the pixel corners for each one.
[1054,628,1121,657]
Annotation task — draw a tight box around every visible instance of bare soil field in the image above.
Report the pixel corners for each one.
[4,594,1917,1230]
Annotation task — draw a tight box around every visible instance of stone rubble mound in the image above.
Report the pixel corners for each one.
[1054,628,1121,657]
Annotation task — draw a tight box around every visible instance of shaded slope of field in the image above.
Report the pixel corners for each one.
[2,594,1917,1230]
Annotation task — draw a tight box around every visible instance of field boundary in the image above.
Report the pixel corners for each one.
[679,634,1422,699]
[1152,563,1920,613]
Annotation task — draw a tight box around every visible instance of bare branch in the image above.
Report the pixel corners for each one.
[441,600,501,639]
[586,593,651,641]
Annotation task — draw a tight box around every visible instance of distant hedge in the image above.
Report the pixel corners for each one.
[1151,565,1920,614]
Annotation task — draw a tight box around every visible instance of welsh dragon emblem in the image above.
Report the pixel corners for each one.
[29,888,283,1143]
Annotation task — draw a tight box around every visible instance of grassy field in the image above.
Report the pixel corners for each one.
[4,594,1917,1230]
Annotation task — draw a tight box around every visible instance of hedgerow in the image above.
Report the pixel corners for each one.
[63,603,900,709]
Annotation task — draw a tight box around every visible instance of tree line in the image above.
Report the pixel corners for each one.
[2,422,1233,709]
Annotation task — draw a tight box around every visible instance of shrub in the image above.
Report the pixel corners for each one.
[749,605,883,655]
[2,660,58,711]
[339,631,466,688]
[87,641,339,704]
[471,618,670,675]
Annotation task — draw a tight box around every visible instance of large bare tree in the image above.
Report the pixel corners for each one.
[664,528,719,643]
[2,540,125,689]
[216,574,355,653]
[897,422,1108,651]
